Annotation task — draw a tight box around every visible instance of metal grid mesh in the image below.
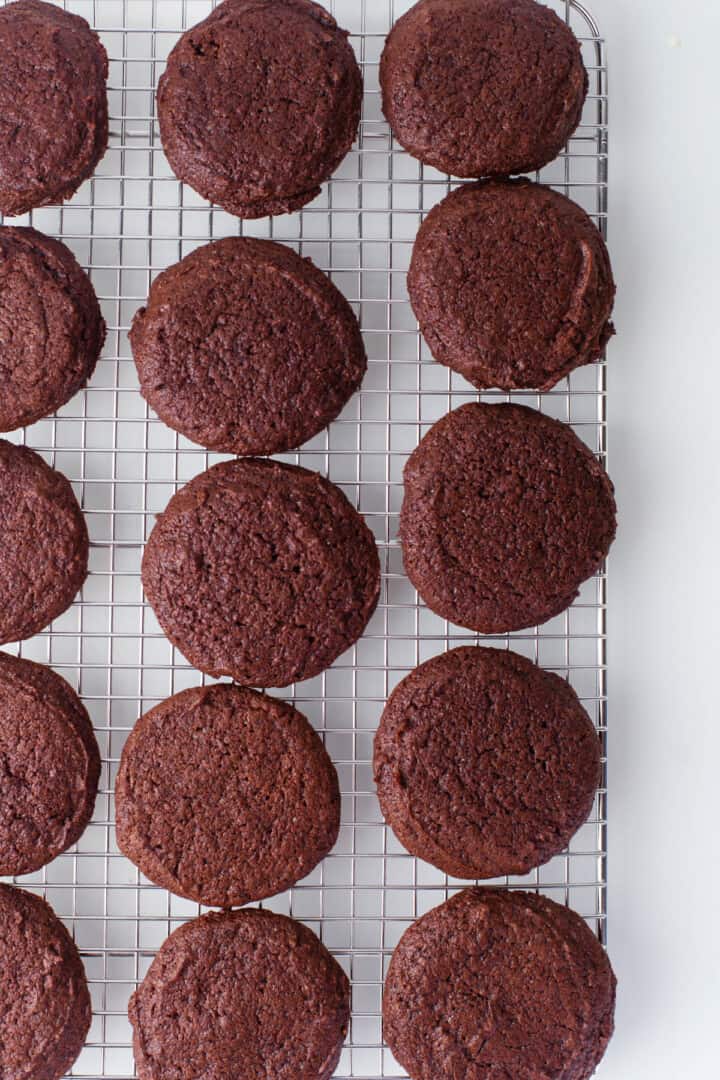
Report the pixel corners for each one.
[0,1,609,1076]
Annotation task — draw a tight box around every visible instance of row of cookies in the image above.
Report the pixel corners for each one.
[0,877,615,1080]
[1,178,612,447]
[0,0,589,220]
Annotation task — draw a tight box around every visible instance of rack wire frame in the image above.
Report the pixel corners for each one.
[0,1,609,1076]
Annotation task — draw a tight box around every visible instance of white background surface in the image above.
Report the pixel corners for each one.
[601,0,720,1075]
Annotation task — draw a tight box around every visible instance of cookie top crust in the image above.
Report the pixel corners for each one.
[400,403,616,632]
[158,0,362,218]
[142,457,380,686]
[0,0,108,216]
[380,0,587,178]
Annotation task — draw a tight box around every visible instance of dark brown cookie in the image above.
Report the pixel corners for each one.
[157,0,362,219]
[384,887,616,1080]
[0,883,92,1080]
[116,683,340,907]
[142,458,380,687]
[0,441,88,644]
[130,907,350,1080]
[408,180,615,391]
[0,653,100,877]
[380,0,587,178]
[400,403,616,633]
[0,227,106,432]
[130,237,366,455]
[0,0,108,217]
[374,646,600,879]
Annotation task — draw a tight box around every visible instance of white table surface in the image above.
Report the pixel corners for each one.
[600,0,720,1074]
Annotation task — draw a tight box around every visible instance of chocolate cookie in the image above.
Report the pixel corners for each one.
[383,888,616,1080]
[0,653,100,877]
[400,403,616,633]
[0,0,108,216]
[131,237,366,454]
[380,0,587,178]
[374,646,600,879]
[130,907,350,1080]
[408,180,615,391]
[0,883,91,1080]
[0,441,88,644]
[0,227,105,432]
[158,0,362,218]
[142,458,380,686]
[116,683,340,907]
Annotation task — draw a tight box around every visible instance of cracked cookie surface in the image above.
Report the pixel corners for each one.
[0,0,108,216]
[142,457,380,687]
[0,441,88,644]
[130,907,350,1080]
[0,653,99,877]
[131,237,365,454]
[399,403,616,633]
[380,0,587,178]
[383,887,616,1080]
[374,646,600,879]
[0,227,105,431]
[0,883,91,1080]
[408,180,615,391]
[116,683,340,907]
[158,0,362,218]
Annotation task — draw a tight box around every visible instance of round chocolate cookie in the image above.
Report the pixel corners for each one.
[374,646,600,880]
[0,0,108,217]
[0,653,100,877]
[400,403,616,633]
[0,227,106,432]
[142,458,380,687]
[408,180,615,391]
[130,907,350,1080]
[0,883,91,1080]
[0,441,88,644]
[116,683,340,907]
[157,0,362,218]
[380,0,587,178]
[383,887,616,1080]
[131,237,366,455]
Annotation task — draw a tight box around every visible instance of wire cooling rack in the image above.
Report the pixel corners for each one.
[0,1,609,1076]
